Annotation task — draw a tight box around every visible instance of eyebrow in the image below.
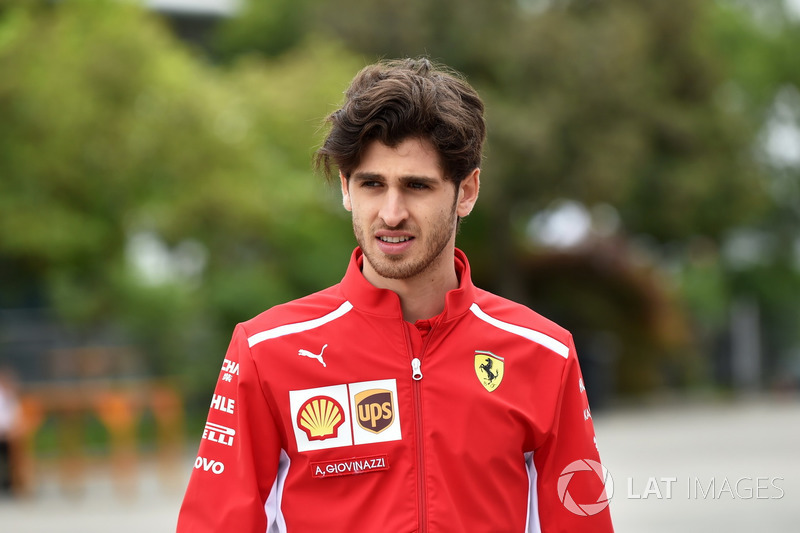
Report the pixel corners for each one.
[351,171,441,187]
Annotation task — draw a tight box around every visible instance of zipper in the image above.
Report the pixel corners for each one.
[411,356,426,532]
[406,322,437,533]
[411,358,423,380]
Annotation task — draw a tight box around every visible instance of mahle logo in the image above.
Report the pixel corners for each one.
[355,389,394,433]
[557,459,614,516]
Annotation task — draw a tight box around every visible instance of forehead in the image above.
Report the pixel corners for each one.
[354,138,444,180]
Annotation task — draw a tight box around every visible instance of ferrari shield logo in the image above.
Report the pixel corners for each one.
[474,351,504,392]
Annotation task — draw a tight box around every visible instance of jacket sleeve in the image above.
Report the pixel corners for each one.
[177,324,283,532]
[531,337,614,532]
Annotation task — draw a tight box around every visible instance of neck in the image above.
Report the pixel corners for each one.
[363,248,458,323]
[395,269,458,323]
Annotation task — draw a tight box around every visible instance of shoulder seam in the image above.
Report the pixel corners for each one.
[247,301,354,348]
[469,303,569,358]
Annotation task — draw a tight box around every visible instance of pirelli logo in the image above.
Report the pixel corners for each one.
[202,422,235,447]
[289,379,402,452]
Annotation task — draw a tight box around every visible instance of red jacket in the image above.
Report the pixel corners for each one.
[178,248,614,532]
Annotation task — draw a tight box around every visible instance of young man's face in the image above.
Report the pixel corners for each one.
[340,137,479,284]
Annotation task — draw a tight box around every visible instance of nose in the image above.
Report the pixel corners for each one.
[378,187,409,228]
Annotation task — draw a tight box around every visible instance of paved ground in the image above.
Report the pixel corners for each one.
[0,456,190,533]
[599,396,800,533]
[1,396,798,532]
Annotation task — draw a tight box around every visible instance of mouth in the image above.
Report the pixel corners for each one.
[375,233,415,255]
[378,236,413,243]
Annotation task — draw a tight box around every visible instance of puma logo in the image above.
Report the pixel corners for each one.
[298,344,328,367]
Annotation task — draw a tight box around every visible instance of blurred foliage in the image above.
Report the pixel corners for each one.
[0,0,359,401]
[1,0,799,406]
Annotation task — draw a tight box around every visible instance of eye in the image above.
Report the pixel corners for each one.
[360,180,383,188]
[408,181,429,190]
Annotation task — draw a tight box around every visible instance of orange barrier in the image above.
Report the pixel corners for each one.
[11,381,184,497]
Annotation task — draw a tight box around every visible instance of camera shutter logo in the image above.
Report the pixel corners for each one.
[557,459,614,516]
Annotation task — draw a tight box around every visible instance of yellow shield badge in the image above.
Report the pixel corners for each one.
[474,351,504,392]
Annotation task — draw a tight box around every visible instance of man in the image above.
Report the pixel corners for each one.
[178,58,614,532]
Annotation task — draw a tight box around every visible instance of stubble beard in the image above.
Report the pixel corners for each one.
[354,202,459,281]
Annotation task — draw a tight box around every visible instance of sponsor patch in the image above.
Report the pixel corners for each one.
[289,379,402,452]
[211,394,235,414]
[202,421,235,447]
[194,456,225,475]
[310,454,390,479]
[355,389,394,433]
[297,396,346,441]
[220,358,239,383]
[348,379,402,446]
[290,385,352,452]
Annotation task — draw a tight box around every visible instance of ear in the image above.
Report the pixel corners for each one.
[340,171,352,212]
[456,168,480,218]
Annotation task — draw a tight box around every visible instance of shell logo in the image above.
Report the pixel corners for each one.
[297,396,345,441]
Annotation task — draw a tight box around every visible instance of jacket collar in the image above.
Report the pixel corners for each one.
[340,247,477,322]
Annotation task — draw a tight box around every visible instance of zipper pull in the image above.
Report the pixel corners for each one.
[411,357,423,380]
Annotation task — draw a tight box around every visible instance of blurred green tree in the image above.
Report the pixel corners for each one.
[707,0,800,388]
[0,0,360,400]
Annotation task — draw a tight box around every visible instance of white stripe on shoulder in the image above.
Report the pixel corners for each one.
[469,303,569,359]
[248,301,354,348]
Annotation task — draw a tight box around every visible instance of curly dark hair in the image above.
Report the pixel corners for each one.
[315,57,486,185]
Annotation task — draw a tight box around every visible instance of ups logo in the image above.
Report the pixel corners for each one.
[354,389,394,434]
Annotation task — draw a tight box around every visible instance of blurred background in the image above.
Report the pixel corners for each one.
[0,0,798,531]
